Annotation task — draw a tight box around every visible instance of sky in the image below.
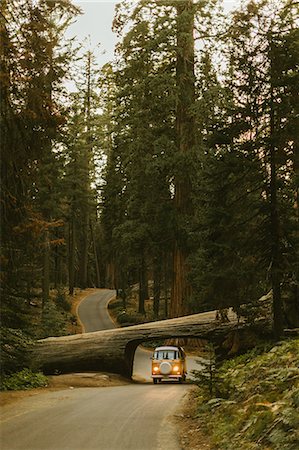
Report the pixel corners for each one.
[69,1,240,68]
[69,1,118,66]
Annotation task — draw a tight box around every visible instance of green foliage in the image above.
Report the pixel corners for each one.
[55,290,71,312]
[1,0,298,357]
[101,0,185,303]
[108,299,123,310]
[192,344,231,398]
[116,311,146,326]
[38,301,69,339]
[194,338,299,449]
[1,369,48,391]
[0,0,80,326]
[0,289,33,331]
[63,48,103,291]
[224,0,299,334]
[189,148,266,313]
[0,328,34,376]
[236,291,272,325]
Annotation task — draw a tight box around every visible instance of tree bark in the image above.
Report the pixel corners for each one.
[171,0,195,318]
[138,251,147,315]
[269,40,284,338]
[68,219,75,296]
[78,210,89,288]
[78,51,93,289]
[31,311,272,378]
[90,220,100,288]
[164,254,170,317]
[153,257,161,318]
[42,228,50,307]
[106,261,116,289]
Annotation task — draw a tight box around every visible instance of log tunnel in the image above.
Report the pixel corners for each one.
[32,310,247,378]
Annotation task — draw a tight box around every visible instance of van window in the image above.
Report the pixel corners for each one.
[154,350,178,360]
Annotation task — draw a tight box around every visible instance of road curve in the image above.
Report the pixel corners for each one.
[77,288,154,381]
[77,289,116,332]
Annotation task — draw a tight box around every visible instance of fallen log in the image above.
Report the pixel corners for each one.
[31,311,272,378]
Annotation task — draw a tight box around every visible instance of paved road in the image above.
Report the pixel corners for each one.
[78,289,116,332]
[0,289,194,450]
[0,384,189,450]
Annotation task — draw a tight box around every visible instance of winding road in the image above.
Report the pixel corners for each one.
[78,289,116,332]
[0,289,195,450]
[78,289,153,381]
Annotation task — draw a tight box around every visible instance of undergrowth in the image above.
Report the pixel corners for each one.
[193,338,299,449]
[1,288,78,390]
[1,369,48,391]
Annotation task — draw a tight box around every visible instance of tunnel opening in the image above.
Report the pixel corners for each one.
[126,337,209,383]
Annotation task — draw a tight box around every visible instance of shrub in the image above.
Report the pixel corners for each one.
[38,302,68,339]
[117,311,144,326]
[108,299,123,310]
[0,327,34,376]
[192,343,232,398]
[55,290,71,312]
[1,369,48,391]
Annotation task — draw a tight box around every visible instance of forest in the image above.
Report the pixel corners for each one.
[1,0,298,346]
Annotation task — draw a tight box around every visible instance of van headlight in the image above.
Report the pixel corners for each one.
[173,366,180,372]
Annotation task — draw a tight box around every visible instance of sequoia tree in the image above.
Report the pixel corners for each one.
[170,0,195,317]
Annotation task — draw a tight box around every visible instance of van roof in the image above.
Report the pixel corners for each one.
[154,346,181,351]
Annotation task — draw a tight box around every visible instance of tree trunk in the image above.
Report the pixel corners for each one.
[78,204,89,289]
[292,142,299,323]
[171,0,195,318]
[164,254,169,318]
[153,257,161,318]
[90,220,100,288]
[106,261,116,289]
[42,228,50,307]
[138,252,147,315]
[269,42,284,338]
[78,51,93,289]
[54,245,63,289]
[68,219,75,296]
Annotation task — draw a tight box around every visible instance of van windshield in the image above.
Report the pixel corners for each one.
[154,350,178,360]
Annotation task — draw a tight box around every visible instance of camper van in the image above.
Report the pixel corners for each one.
[151,345,187,384]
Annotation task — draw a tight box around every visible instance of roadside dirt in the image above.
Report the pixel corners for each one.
[175,387,212,450]
[0,372,130,407]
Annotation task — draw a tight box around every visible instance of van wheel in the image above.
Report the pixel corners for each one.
[153,379,158,384]
[178,378,182,384]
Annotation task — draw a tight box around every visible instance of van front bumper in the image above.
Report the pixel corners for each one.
[152,375,183,379]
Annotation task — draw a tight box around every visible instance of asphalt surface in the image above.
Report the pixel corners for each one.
[0,384,189,450]
[0,289,194,450]
[78,289,116,332]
